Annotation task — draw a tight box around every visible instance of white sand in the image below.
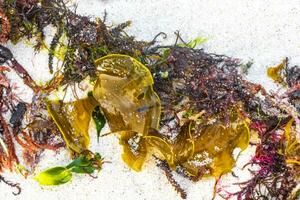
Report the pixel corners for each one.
[1,0,300,199]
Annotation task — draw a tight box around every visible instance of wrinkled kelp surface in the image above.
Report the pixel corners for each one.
[0,0,299,199]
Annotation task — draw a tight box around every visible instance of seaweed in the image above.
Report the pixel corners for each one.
[232,121,297,200]
[0,42,64,192]
[0,0,299,199]
[155,156,187,199]
[0,8,10,44]
[2,0,148,83]
[0,174,21,195]
[35,151,103,186]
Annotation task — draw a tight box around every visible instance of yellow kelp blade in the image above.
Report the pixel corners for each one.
[92,54,161,170]
[93,54,161,135]
[267,59,286,84]
[145,130,174,167]
[145,123,194,169]
[182,120,250,177]
[119,131,148,171]
[146,119,249,177]
[46,97,98,154]
[284,118,300,166]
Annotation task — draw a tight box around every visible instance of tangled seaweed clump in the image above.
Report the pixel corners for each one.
[2,0,147,79]
[0,0,299,199]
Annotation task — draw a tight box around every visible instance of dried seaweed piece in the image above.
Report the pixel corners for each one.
[180,118,249,178]
[91,55,162,170]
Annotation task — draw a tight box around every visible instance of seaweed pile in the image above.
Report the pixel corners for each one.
[0,0,299,199]
[0,44,64,194]
[2,0,147,81]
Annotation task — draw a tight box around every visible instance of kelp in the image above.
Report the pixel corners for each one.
[119,131,147,171]
[93,54,161,135]
[267,58,287,85]
[92,55,161,171]
[44,53,251,179]
[146,123,194,170]
[144,46,258,178]
[144,114,250,180]
[46,54,250,180]
[181,119,249,178]
[47,54,161,170]
[0,0,299,199]
[46,96,99,155]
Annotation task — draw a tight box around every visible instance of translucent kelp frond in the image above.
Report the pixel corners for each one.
[180,118,249,178]
[267,58,287,85]
[146,123,194,169]
[46,97,99,154]
[119,131,148,171]
[93,54,161,135]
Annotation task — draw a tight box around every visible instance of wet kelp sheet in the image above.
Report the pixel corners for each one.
[0,1,299,199]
